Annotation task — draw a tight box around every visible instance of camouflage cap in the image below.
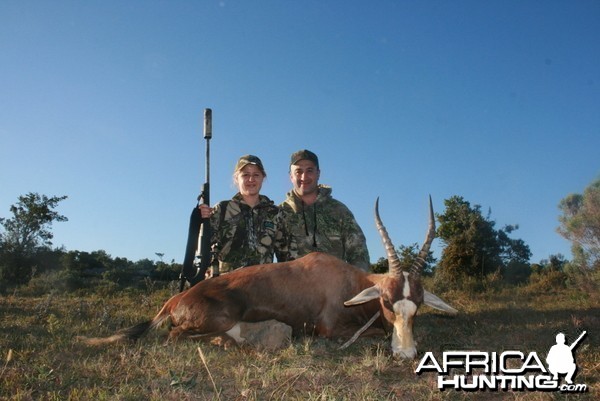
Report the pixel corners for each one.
[235,154,266,175]
[290,149,319,169]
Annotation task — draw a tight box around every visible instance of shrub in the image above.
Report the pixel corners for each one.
[22,269,85,296]
[525,270,567,294]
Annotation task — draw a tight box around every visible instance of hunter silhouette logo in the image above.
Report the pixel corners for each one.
[546,331,587,385]
[415,330,588,392]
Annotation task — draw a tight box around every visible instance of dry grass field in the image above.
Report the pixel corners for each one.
[1,281,598,400]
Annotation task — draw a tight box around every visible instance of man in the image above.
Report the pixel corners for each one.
[280,149,370,271]
[546,332,579,384]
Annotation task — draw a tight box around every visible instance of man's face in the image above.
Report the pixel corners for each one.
[290,159,320,197]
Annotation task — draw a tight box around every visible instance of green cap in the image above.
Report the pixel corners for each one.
[290,149,319,169]
[235,154,266,175]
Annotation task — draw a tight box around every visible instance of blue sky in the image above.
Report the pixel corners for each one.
[1,1,598,265]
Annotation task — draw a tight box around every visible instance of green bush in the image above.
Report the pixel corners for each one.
[525,270,567,294]
[22,269,87,296]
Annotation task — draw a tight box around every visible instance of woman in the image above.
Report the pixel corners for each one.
[199,154,290,275]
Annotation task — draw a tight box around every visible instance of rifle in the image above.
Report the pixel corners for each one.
[569,331,587,351]
[179,108,213,292]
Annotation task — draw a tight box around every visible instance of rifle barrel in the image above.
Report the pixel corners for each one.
[569,331,587,350]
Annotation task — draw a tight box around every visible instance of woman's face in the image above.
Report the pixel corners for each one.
[235,164,265,197]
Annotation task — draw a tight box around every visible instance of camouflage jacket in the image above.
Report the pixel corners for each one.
[280,185,370,271]
[209,193,290,273]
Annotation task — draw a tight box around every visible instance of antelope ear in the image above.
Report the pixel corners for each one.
[344,286,381,306]
[423,290,458,315]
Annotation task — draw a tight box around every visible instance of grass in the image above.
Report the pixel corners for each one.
[0,283,598,400]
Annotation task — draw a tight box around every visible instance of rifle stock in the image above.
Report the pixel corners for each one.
[195,181,212,281]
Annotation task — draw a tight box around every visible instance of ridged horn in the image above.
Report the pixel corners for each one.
[409,195,436,276]
[374,197,403,277]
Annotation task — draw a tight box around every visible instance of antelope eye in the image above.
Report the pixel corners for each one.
[382,297,394,311]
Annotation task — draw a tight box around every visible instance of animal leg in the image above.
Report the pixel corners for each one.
[167,325,195,341]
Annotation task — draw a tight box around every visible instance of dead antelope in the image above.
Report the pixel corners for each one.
[79,197,457,358]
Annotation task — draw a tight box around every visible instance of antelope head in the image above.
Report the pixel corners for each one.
[344,196,457,358]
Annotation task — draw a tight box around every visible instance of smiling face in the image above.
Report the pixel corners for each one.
[290,159,320,199]
[235,164,265,198]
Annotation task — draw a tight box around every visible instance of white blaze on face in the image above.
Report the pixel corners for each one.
[391,272,418,358]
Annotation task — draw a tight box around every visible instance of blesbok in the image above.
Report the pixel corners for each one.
[79,197,457,358]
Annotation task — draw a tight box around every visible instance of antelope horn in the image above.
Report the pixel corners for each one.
[374,197,403,276]
[409,195,436,276]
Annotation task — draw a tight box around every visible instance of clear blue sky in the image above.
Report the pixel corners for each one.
[1,1,598,265]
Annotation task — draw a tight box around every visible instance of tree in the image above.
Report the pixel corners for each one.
[436,195,531,283]
[497,224,531,266]
[558,176,600,269]
[371,243,436,275]
[437,196,501,279]
[0,193,68,285]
